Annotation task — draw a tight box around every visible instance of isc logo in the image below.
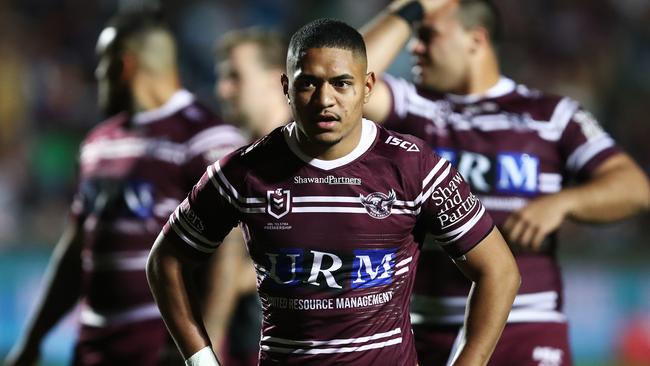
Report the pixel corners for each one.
[265,248,395,290]
[437,149,539,194]
[385,136,420,152]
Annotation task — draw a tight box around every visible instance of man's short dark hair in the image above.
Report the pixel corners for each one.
[287,18,367,68]
[458,0,502,42]
[105,10,170,54]
[217,27,287,70]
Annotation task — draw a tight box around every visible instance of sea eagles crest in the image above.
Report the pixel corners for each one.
[360,189,396,219]
[267,188,291,219]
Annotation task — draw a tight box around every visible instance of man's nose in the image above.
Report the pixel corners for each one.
[408,37,426,56]
[314,83,335,108]
[217,79,235,100]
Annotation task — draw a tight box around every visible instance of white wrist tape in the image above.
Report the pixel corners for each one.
[185,346,220,366]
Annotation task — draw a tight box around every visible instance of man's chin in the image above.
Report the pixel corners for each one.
[310,132,342,146]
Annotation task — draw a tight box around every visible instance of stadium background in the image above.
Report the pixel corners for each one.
[0,0,648,365]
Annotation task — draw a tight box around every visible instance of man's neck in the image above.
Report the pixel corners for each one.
[247,69,292,138]
[464,51,501,96]
[296,120,364,161]
[251,101,291,138]
[133,75,181,113]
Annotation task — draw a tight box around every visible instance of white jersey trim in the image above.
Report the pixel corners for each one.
[260,327,402,354]
[566,135,615,173]
[80,302,160,327]
[171,206,221,248]
[186,125,246,160]
[82,250,150,271]
[80,137,187,165]
[446,77,516,104]
[132,89,195,125]
[478,195,529,212]
[283,119,378,171]
[383,76,600,146]
[410,291,567,325]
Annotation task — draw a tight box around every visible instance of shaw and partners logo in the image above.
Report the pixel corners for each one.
[294,175,362,185]
[264,248,396,290]
[360,189,396,219]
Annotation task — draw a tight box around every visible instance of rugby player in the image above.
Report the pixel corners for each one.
[199,28,293,366]
[5,11,246,366]
[147,18,520,366]
[360,0,650,364]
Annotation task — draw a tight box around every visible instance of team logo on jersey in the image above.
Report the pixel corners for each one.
[360,190,396,219]
[267,188,291,219]
[385,136,420,152]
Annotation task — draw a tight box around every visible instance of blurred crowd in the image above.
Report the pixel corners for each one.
[0,0,648,254]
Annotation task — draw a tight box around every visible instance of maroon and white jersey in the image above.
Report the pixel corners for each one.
[163,119,494,366]
[383,74,620,325]
[70,90,246,329]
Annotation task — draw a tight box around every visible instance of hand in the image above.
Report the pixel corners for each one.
[502,193,573,251]
[388,0,455,15]
[4,343,40,366]
[419,0,458,15]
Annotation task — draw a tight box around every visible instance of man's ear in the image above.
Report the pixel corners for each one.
[469,27,489,54]
[281,73,290,104]
[120,53,137,82]
[363,71,376,104]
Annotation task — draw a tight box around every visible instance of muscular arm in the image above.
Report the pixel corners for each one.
[5,221,84,366]
[360,1,413,123]
[449,227,520,366]
[504,153,650,249]
[563,153,650,221]
[147,233,213,359]
[203,227,249,354]
[361,1,453,123]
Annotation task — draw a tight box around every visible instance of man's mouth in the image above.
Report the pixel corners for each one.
[315,113,340,129]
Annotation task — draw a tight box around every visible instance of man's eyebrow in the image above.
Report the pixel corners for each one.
[330,74,355,81]
[294,73,318,80]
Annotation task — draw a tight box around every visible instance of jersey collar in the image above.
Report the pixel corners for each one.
[446,77,515,104]
[132,89,195,125]
[283,118,377,171]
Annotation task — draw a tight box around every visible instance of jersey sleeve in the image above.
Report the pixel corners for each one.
[183,124,248,185]
[382,74,418,129]
[163,160,241,255]
[419,152,495,258]
[68,159,88,223]
[557,101,621,179]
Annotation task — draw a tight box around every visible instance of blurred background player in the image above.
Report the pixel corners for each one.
[201,27,292,366]
[4,11,246,366]
[360,0,650,365]
[216,27,291,139]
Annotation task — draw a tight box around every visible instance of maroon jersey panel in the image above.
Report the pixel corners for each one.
[69,90,246,324]
[163,119,493,365]
[383,74,620,325]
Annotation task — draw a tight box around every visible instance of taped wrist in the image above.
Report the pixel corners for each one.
[394,1,424,25]
[185,346,220,366]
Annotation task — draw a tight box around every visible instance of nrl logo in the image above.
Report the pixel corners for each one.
[267,188,291,219]
[360,189,396,219]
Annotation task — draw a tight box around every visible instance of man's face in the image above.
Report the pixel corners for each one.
[216,42,275,127]
[95,27,131,117]
[283,47,373,149]
[409,4,473,93]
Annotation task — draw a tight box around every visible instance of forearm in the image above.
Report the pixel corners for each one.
[563,155,650,223]
[203,229,244,345]
[452,273,519,366]
[361,1,413,77]
[17,224,83,348]
[147,234,212,359]
[451,228,520,366]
